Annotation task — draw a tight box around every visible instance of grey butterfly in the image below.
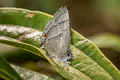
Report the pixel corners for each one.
[40,6,72,62]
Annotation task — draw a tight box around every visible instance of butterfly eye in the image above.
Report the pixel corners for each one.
[67,51,72,59]
[67,52,71,57]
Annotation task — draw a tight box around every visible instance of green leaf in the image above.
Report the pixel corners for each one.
[11,64,54,80]
[90,33,120,52]
[72,30,120,80]
[0,7,53,30]
[0,8,120,80]
[0,26,115,80]
[0,25,42,47]
[0,36,91,80]
[0,56,23,80]
[71,45,114,80]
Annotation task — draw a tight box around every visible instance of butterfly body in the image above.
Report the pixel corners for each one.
[40,6,72,62]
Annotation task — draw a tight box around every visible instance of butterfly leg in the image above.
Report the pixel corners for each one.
[57,51,72,69]
[58,60,70,70]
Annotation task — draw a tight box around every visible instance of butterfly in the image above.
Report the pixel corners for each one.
[40,6,72,62]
